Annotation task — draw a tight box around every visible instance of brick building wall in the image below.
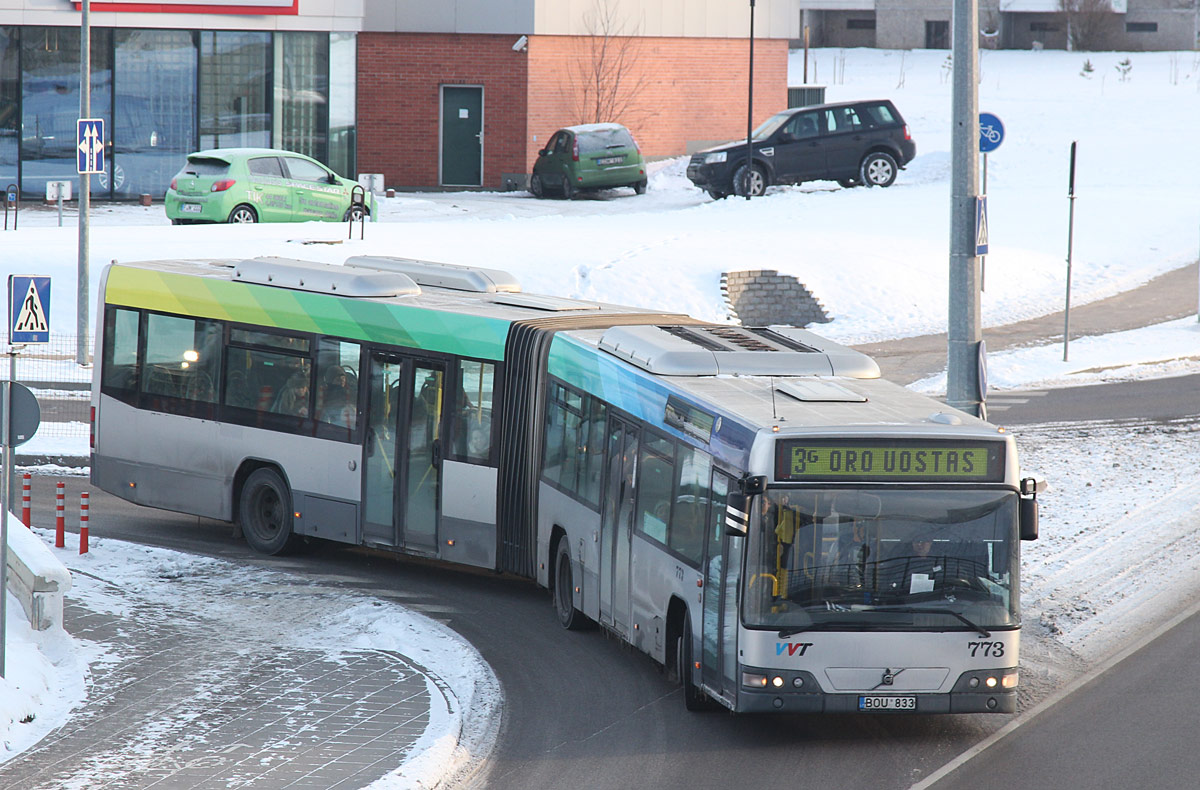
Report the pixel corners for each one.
[357,33,529,190]
[526,35,789,169]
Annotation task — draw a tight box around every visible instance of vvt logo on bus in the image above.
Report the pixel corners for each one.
[776,642,813,657]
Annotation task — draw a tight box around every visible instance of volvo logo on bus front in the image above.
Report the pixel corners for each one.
[881,669,896,686]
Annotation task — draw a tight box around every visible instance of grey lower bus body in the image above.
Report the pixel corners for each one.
[92,402,500,570]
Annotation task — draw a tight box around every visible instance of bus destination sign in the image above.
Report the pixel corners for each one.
[775,440,1004,482]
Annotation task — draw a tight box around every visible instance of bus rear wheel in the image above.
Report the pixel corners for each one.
[239,467,298,555]
[554,540,586,630]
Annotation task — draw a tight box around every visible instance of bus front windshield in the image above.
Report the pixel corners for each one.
[744,488,1019,633]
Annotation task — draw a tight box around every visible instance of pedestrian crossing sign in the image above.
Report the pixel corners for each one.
[975,196,989,256]
[8,275,51,344]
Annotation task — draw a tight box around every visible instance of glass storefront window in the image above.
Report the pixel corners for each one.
[327,32,356,179]
[1,28,18,192]
[19,26,112,200]
[113,29,197,199]
[274,31,328,162]
[199,31,270,151]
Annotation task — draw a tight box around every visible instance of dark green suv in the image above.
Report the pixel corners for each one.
[530,123,647,199]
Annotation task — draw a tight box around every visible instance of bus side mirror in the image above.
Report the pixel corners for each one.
[725,491,750,536]
[1019,496,1038,541]
[739,474,767,497]
[1019,477,1043,541]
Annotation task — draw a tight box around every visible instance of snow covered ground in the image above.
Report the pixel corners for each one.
[3,47,1199,784]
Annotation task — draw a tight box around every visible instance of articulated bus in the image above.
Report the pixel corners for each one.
[91,256,1041,714]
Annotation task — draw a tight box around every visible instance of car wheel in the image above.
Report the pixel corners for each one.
[860,152,899,188]
[343,204,368,222]
[633,179,647,195]
[530,173,546,199]
[705,189,729,200]
[733,163,767,197]
[837,177,861,188]
[561,175,576,200]
[239,467,298,555]
[227,204,258,223]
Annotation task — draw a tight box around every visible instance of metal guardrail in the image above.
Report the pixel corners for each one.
[3,334,91,443]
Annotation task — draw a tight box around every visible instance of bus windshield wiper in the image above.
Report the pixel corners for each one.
[778,608,991,639]
[882,606,991,637]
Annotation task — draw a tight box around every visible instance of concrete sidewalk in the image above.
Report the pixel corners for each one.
[853,261,1198,385]
[0,551,449,790]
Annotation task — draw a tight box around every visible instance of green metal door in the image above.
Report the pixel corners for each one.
[441,86,483,186]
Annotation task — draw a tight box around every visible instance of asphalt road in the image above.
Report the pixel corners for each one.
[921,601,1200,790]
[986,372,1200,425]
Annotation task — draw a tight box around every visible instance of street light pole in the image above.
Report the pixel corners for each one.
[947,0,983,418]
[743,0,755,200]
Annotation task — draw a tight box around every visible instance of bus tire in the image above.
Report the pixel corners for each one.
[678,615,712,711]
[239,467,297,555]
[554,540,585,630]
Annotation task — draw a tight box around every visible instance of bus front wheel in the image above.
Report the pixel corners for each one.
[239,467,297,555]
[677,615,713,711]
[554,540,585,630]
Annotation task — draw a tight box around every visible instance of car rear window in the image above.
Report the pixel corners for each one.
[182,157,230,176]
[860,103,898,127]
[576,127,635,153]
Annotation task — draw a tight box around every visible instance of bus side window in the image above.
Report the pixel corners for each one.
[670,445,711,565]
[316,339,360,432]
[100,307,142,403]
[450,359,494,463]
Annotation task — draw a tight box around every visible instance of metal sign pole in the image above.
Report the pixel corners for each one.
[1064,141,1077,362]
[77,0,91,367]
[1,353,13,678]
[743,0,755,201]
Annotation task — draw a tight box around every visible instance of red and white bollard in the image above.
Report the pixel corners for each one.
[79,492,89,554]
[21,472,32,528]
[55,481,66,548]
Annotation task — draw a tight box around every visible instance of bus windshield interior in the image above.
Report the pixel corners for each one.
[744,488,1018,632]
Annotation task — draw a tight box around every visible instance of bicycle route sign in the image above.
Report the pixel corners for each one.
[979,113,1005,153]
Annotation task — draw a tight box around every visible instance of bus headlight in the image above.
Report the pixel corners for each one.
[1001,672,1018,689]
[771,676,784,688]
[742,672,768,688]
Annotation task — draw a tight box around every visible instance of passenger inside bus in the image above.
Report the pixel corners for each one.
[274,372,311,417]
[318,365,357,428]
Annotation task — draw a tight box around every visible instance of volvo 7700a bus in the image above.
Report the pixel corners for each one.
[91,255,1041,714]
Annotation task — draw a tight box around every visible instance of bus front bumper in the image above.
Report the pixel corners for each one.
[733,669,1018,714]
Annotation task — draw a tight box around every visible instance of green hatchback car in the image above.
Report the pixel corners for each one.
[164,148,375,224]
[530,123,646,199]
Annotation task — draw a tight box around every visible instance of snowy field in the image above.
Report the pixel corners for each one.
[3,47,1200,784]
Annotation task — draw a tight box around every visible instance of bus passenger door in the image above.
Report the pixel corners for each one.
[702,471,740,699]
[401,362,445,553]
[600,418,638,637]
[362,353,445,553]
[363,354,405,546]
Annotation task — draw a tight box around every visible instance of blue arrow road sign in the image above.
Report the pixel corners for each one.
[8,275,51,344]
[979,112,1005,153]
[78,118,105,175]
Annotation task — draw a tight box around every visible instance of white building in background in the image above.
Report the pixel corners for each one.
[792,0,1199,51]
